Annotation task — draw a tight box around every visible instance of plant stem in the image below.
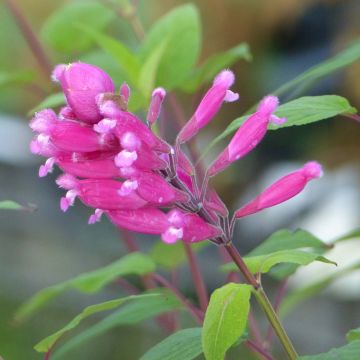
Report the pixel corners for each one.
[245,340,275,360]
[183,243,209,312]
[5,0,52,77]
[224,242,298,360]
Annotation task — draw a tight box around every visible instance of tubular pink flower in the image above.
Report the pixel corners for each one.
[106,208,169,235]
[147,87,166,125]
[178,70,239,143]
[52,62,115,124]
[56,174,147,211]
[235,161,323,218]
[208,95,286,176]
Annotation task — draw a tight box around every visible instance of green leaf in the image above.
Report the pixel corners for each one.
[202,283,251,360]
[140,328,203,360]
[333,228,360,243]
[150,241,208,270]
[298,340,360,360]
[280,261,360,317]
[0,200,23,210]
[34,294,157,352]
[41,2,114,53]
[0,69,35,88]
[181,43,252,92]
[210,95,357,149]
[140,4,201,89]
[222,250,336,274]
[138,39,168,98]
[76,24,141,85]
[347,328,360,343]
[248,229,328,257]
[15,252,155,322]
[52,289,181,359]
[28,92,65,115]
[273,38,360,97]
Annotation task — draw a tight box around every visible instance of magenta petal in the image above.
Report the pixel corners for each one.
[235,161,323,218]
[54,62,115,124]
[107,208,169,234]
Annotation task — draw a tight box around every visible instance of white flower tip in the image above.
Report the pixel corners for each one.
[51,64,66,82]
[120,132,141,151]
[270,114,287,126]
[114,150,138,168]
[88,209,104,224]
[60,197,70,212]
[303,161,323,179]
[56,173,77,190]
[93,119,117,134]
[214,70,235,88]
[258,95,279,116]
[152,87,166,99]
[161,227,183,244]
[118,180,138,196]
[224,90,239,103]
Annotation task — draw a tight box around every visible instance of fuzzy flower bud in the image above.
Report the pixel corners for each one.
[235,161,323,218]
[208,95,286,176]
[178,70,239,143]
[52,62,115,124]
[147,87,166,125]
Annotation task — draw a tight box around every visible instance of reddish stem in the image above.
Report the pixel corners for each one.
[245,340,275,360]
[5,0,52,77]
[345,113,360,123]
[119,229,139,252]
[183,242,209,312]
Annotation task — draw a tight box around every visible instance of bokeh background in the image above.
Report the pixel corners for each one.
[1,0,360,359]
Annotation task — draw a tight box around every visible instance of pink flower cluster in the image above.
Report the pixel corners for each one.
[30,62,323,245]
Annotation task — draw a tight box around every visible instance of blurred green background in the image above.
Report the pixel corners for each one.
[0,0,360,359]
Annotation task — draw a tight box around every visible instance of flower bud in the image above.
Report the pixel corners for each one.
[147,87,166,125]
[235,161,323,218]
[52,62,115,124]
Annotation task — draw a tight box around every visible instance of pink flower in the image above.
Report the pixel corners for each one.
[178,70,239,143]
[235,162,323,218]
[208,95,286,176]
[30,62,323,247]
[52,62,115,124]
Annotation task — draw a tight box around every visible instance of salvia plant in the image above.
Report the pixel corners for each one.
[3,0,360,359]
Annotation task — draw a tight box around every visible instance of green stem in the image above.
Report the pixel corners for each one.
[224,242,298,360]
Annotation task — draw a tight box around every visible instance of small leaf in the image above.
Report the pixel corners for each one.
[347,327,360,343]
[28,92,65,115]
[248,229,328,257]
[140,328,203,360]
[0,70,35,89]
[222,250,336,274]
[34,294,157,353]
[273,38,360,97]
[41,2,114,53]
[0,200,24,210]
[52,289,181,359]
[150,241,208,270]
[140,4,201,89]
[76,24,141,85]
[138,39,168,98]
[333,228,360,243]
[298,340,360,360]
[202,283,251,360]
[15,252,155,322]
[181,43,252,92]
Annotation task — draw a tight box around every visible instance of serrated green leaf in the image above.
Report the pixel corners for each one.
[347,327,360,343]
[150,241,208,270]
[273,38,360,98]
[41,2,114,53]
[140,4,201,89]
[222,250,336,274]
[34,293,157,352]
[181,43,251,92]
[76,24,141,85]
[0,200,23,210]
[15,252,155,322]
[140,328,203,360]
[139,39,168,98]
[248,229,328,257]
[0,69,35,88]
[205,95,357,155]
[298,340,360,360]
[52,289,181,359]
[202,283,251,360]
[280,261,360,317]
[28,92,65,115]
